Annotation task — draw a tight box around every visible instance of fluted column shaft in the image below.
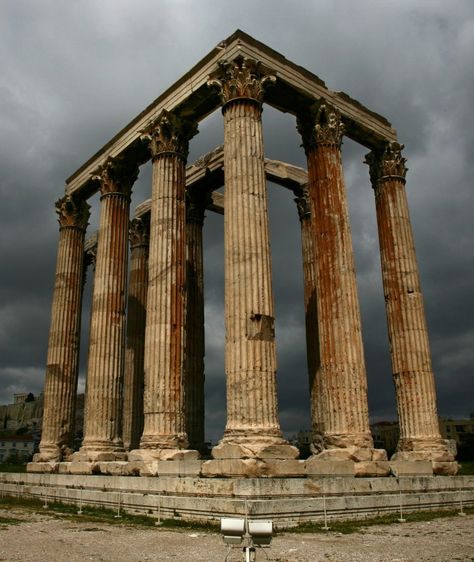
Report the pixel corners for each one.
[222,98,282,441]
[38,196,90,462]
[139,111,197,452]
[80,159,137,457]
[295,188,323,449]
[185,193,207,451]
[123,218,149,451]
[366,143,447,455]
[207,57,297,458]
[298,101,373,450]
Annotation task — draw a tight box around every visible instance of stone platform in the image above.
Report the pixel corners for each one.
[27,456,458,478]
[2,473,472,528]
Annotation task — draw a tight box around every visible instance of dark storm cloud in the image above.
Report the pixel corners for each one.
[1,1,473,441]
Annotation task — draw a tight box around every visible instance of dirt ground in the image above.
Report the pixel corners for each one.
[0,507,473,562]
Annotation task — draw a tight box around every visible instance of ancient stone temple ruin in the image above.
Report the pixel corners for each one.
[29,30,457,478]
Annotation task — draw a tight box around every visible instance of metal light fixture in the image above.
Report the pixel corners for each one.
[221,517,273,561]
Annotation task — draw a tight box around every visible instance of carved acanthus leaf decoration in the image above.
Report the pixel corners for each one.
[297,99,345,152]
[208,56,276,105]
[55,195,90,230]
[92,156,139,197]
[129,217,150,248]
[364,142,408,186]
[141,110,198,161]
[294,186,311,221]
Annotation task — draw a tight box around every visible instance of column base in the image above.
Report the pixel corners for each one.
[314,432,375,451]
[33,445,73,463]
[72,448,127,463]
[212,437,299,460]
[393,438,455,462]
[309,446,388,463]
[128,447,199,462]
[27,461,60,474]
[307,446,389,477]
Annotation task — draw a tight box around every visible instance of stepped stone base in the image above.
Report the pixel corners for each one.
[6,473,474,529]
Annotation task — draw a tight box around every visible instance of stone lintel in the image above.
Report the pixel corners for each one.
[65,30,395,199]
[86,154,307,251]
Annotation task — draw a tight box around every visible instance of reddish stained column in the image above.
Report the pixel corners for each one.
[123,217,149,451]
[298,100,373,454]
[36,196,90,462]
[366,143,453,463]
[78,158,138,460]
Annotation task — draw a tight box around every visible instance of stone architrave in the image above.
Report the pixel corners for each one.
[129,110,199,461]
[207,57,298,460]
[365,143,455,468]
[297,100,382,460]
[185,188,210,453]
[36,196,90,462]
[123,217,149,451]
[294,186,324,451]
[76,157,138,462]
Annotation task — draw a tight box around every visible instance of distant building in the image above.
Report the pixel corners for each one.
[439,417,474,446]
[0,435,36,462]
[295,416,474,459]
[371,421,400,455]
[13,393,29,404]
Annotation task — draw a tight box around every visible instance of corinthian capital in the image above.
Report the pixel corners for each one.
[141,110,198,161]
[365,142,408,186]
[129,217,150,249]
[208,56,276,105]
[55,195,90,230]
[297,99,345,152]
[92,156,139,198]
[294,186,311,222]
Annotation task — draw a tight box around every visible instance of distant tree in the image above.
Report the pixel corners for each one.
[25,393,35,402]
[15,426,28,435]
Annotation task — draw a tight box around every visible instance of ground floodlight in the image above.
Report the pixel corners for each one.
[221,517,245,545]
[248,520,273,546]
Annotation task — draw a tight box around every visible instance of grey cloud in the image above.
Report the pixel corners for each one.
[0,1,472,438]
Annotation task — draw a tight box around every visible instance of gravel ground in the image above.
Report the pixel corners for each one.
[0,507,473,562]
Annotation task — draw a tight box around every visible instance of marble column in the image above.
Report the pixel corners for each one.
[294,186,324,452]
[297,100,378,459]
[35,196,90,462]
[130,110,198,461]
[185,188,210,453]
[365,143,454,466]
[123,217,149,451]
[76,157,138,461]
[208,57,298,459]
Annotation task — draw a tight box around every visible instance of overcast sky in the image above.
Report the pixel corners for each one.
[0,0,473,442]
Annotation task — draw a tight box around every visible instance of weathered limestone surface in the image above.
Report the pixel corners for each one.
[75,158,138,462]
[298,100,378,459]
[32,34,454,479]
[129,111,198,461]
[122,218,149,451]
[36,196,89,462]
[294,186,323,450]
[208,57,298,462]
[365,143,455,468]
